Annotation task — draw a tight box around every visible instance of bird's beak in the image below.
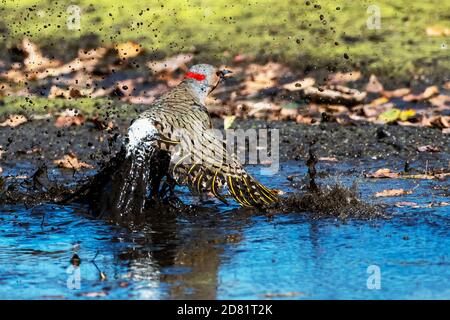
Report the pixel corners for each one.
[218,69,233,79]
[210,69,232,94]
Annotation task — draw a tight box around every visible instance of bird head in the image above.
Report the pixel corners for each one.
[183,64,232,102]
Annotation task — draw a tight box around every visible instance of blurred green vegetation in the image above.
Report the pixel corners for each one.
[0,96,133,117]
[0,0,449,80]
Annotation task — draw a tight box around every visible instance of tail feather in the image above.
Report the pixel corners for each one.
[227,173,278,208]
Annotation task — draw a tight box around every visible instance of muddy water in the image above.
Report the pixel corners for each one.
[0,159,449,299]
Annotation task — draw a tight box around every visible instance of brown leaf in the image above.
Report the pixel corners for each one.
[55,110,85,128]
[115,41,142,59]
[375,189,412,197]
[429,95,450,110]
[88,117,114,131]
[303,85,366,106]
[365,168,400,179]
[147,54,193,74]
[48,86,89,99]
[327,71,361,84]
[22,38,61,73]
[80,291,107,298]
[263,292,304,298]
[417,145,441,153]
[402,173,450,180]
[382,88,411,98]
[295,114,314,124]
[362,98,394,118]
[426,26,450,37]
[279,107,298,121]
[282,78,315,91]
[403,86,439,102]
[318,156,338,162]
[430,116,450,128]
[241,62,291,95]
[0,115,27,127]
[53,153,93,170]
[396,201,449,208]
[16,147,42,155]
[244,101,282,118]
[395,201,420,208]
[35,47,108,81]
[366,74,384,93]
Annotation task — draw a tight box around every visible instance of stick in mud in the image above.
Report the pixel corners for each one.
[306,140,319,193]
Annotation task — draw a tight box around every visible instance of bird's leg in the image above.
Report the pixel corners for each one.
[159,175,184,208]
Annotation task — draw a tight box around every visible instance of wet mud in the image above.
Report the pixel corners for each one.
[1,117,448,221]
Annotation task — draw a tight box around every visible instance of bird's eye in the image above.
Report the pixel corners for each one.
[216,71,222,76]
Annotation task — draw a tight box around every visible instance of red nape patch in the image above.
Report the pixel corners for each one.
[184,72,206,81]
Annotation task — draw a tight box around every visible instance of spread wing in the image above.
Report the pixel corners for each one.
[169,127,278,207]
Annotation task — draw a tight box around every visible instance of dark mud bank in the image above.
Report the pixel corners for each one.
[0,118,448,221]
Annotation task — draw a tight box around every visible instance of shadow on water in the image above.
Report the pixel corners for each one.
[0,158,449,299]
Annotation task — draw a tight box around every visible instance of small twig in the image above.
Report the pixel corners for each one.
[306,140,319,193]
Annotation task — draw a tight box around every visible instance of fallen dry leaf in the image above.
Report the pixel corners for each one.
[366,74,384,93]
[403,173,450,180]
[53,153,93,170]
[362,100,394,118]
[318,156,338,162]
[48,86,89,99]
[282,77,315,91]
[295,114,314,124]
[395,201,449,208]
[395,201,421,208]
[22,38,61,73]
[378,108,416,123]
[430,116,450,129]
[417,145,441,153]
[223,115,236,130]
[403,86,439,102]
[327,71,361,85]
[303,85,366,106]
[263,292,304,298]
[88,117,115,131]
[147,54,193,74]
[382,88,411,98]
[55,110,85,128]
[426,26,450,37]
[115,41,142,59]
[365,168,400,179]
[0,115,27,127]
[80,291,107,298]
[241,62,291,95]
[280,105,299,120]
[244,101,282,118]
[34,47,108,81]
[16,147,42,155]
[429,95,450,110]
[375,189,412,197]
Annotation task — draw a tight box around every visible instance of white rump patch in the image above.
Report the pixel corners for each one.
[126,118,158,156]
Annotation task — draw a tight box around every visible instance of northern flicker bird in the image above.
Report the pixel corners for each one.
[80,64,278,218]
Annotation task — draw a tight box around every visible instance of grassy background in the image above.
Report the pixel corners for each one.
[1,0,449,81]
